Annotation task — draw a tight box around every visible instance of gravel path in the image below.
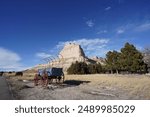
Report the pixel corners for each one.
[16,81,129,100]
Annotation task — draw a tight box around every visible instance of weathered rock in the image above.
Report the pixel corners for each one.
[59,43,85,59]
[32,43,105,71]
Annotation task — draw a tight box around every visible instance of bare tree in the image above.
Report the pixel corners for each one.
[143,47,150,73]
[143,48,150,66]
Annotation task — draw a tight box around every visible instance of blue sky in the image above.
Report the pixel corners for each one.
[0,0,150,71]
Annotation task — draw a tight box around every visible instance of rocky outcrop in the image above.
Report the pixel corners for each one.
[90,56,106,65]
[59,43,85,59]
[33,43,105,71]
[57,43,87,70]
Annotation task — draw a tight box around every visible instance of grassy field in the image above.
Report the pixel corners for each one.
[7,73,150,100]
[65,74,150,99]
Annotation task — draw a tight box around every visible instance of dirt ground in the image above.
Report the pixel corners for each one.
[7,74,150,100]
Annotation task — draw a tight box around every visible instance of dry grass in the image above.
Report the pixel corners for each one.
[7,74,150,100]
[65,74,150,99]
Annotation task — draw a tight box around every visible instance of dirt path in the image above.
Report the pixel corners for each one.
[0,77,13,100]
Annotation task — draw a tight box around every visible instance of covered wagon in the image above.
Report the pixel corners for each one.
[38,67,65,84]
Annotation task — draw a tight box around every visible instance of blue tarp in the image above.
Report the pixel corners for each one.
[38,68,63,77]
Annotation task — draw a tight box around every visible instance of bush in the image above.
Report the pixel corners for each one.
[15,72,23,76]
[88,63,102,74]
[67,61,103,74]
[0,71,4,76]
[67,61,89,74]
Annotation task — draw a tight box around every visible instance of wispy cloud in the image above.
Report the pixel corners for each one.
[0,47,26,71]
[135,45,143,51]
[86,20,95,27]
[135,23,150,32]
[36,52,52,59]
[57,38,109,57]
[115,22,150,34]
[117,29,125,34]
[35,52,60,63]
[97,30,108,34]
[105,6,111,11]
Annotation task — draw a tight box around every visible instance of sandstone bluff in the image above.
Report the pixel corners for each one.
[33,43,105,71]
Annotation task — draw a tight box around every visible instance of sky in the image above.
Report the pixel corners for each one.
[0,0,150,71]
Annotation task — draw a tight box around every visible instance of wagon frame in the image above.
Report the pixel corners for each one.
[38,67,65,84]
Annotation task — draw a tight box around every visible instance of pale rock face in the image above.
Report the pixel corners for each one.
[59,43,85,59]
[32,43,105,72]
[90,56,105,65]
[58,43,86,70]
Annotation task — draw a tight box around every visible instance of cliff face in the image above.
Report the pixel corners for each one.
[59,43,85,59]
[33,43,105,71]
[58,43,87,70]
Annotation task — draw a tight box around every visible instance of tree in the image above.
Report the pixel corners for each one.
[95,63,103,73]
[67,62,103,74]
[67,61,89,74]
[143,48,150,73]
[143,48,150,72]
[88,63,102,74]
[106,51,120,74]
[120,42,147,73]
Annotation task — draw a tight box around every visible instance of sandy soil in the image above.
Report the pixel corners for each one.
[7,74,150,100]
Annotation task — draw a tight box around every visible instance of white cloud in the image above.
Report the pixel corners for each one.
[135,23,150,32]
[0,47,24,71]
[36,52,52,59]
[135,45,143,51]
[114,23,134,34]
[86,20,94,27]
[57,38,109,57]
[97,30,108,34]
[105,6,111,11]
[116,22,150,34]
[117,29,125,34]
[35,52,59,63]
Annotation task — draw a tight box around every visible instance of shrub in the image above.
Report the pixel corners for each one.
[0,71,4,76]
[67,61,103,74]
[15,72,23,76]
[67,61,89,74]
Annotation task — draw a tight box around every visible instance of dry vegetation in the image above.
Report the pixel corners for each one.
[7,73,150,100]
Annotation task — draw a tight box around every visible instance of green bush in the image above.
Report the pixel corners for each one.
[15,72,23,76]
[88,63,102,74]
[67,61,103,74]
[0,71,4,76]
[67,61,89,74]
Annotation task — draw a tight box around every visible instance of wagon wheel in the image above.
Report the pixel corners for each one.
[57,74,65,83]
[61,73,65,83]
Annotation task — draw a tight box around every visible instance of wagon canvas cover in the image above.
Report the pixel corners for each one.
[38,68,63,77]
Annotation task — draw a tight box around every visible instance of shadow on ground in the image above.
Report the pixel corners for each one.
[63,80,90,86]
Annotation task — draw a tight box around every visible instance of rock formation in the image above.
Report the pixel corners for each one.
[90,56,106,65]
[33,43,105,71]
[57,43,88,70]
[59,43,85,59]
